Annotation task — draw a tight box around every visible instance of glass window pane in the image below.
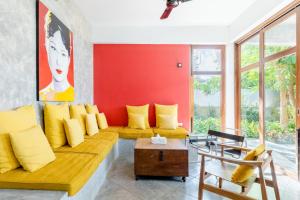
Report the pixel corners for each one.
[265,15,296,57]
[193,75,221,135]
[192,48,221,72]
[241,35,259,67]
[264,54,296,174]
[241,68,260,147]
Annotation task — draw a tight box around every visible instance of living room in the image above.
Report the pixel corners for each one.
[0,0,300,199]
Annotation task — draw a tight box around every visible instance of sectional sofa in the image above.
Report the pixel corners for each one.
[0,104,188,200]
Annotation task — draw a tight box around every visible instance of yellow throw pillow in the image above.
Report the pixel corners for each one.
[96,113,108,129]
[0,105,38,173]
[86,114,99,136]
[10,125,56,172]
[231,144,265,183]
[157,114,177,129]
[85,104,99,114]
[0,134,20,173]
[63,119,84,147]
[44,103,70,148]
[0,105,38,135]
[155,104,178,128]
[128,113,146,130]
[126,105,150,128]
[70,104,87,134]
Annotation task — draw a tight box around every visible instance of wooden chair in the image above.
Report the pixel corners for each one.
[198,144,280,200]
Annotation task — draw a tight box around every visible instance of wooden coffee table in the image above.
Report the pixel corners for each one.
[134,138,188,181]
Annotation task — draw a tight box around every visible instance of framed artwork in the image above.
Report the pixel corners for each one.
[37,1,74,101]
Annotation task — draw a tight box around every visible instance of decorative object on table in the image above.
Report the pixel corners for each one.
[151,134,167,145]
[38,1,74,102]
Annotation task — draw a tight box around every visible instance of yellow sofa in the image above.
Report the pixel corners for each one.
[0,131,118,196]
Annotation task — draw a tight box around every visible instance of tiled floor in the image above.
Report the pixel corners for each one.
[95,140,300,200]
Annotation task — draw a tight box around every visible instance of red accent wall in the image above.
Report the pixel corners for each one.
[94,44,191,130]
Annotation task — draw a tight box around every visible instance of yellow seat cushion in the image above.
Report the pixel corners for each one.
[96,113,108,129]
[0,152,99,196]
[44,103,70,148]
[85,132,119,144]
[155,104,178,127]
[70,104,87,135]
[119,127,154,139]
[99,126,123,133]
[128,113,146,130]
[54,139,113,161]
[0,105,38,173]
[157,114,177,129]
[231,144,265,183]
[85,104,99,114]
[63,119,84,147]
[126,105,150,128]
[85,114,98,136]
[10,126,56,172]
[153,127,188,139]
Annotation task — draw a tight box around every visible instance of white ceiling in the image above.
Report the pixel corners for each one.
[73,0,257,27]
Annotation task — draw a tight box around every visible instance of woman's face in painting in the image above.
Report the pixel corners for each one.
[46,30,70,82]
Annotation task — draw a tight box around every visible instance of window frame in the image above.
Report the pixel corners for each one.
[191,45,226,132]
[235,5,300,180]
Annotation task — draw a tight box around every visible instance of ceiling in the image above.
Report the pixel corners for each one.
[73,0,257,27]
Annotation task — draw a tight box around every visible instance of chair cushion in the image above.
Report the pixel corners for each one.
[10,126,56,172]
[44,103,70,148]
[155,104,178,127]
[0,152,99,196]
[85,104,99,114]
[231,144,265,183]
[96,113,109,129]
[63,119,84,147]
[119,127,154,139]
[85,114,98,136]
[85,132,119,144]
[128,113,146,130]
[126,105,150,128]
[153,127,188,139]
[70,104,87,135]
[54,139,113,161]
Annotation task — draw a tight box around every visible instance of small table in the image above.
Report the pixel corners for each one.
[134,138,188,181]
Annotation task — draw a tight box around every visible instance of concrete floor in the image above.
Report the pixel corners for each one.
[95,139,300,200]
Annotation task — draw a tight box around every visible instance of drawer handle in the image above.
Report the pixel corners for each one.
[159,151,163,161]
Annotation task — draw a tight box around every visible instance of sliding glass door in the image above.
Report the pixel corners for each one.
[236,11,299,178]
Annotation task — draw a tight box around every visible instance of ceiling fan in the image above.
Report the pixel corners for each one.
[160,0,192,20]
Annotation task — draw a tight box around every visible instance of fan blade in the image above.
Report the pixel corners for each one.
[160,6,174,19]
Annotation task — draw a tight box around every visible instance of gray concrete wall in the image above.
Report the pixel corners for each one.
[0,0,93,123]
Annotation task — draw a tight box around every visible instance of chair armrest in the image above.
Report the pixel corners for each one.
[198,151,263,167]
[219,144,252,152]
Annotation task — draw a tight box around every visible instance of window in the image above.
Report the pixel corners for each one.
[192,46,225,135]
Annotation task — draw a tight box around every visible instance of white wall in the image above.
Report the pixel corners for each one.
[92,26,228,44]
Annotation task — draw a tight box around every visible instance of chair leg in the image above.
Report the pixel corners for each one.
[218,177,222,188]
[258,166,268,200]
[270,158,280,200]
[199,155,205,200]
